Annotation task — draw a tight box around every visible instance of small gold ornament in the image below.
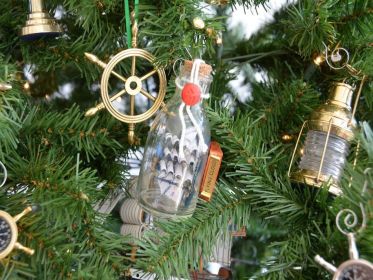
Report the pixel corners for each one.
[205,0,230,5]
[85,14,166,144]
[193,17,205,30]
[281,133,295,143]
[216,35,223,45]
[23,82,31,91]
[205,27,214,37]
[0,207,35,259]
[204,27,223,45]
[0,83,12,92]
[313,53,325,66]
[20,0,62,40]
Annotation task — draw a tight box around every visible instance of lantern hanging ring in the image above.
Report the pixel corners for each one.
[323,42,350,70]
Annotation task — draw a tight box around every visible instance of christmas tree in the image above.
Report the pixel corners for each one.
[0,0,372,279]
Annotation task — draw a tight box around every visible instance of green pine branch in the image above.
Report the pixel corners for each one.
[20,105,123,162]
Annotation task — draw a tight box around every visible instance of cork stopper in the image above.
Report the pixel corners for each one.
[182,60,213,78]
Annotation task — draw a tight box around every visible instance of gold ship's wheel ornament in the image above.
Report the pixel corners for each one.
[85,16,166,144]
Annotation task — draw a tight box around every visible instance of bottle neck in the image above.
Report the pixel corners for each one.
[176,72,212,102]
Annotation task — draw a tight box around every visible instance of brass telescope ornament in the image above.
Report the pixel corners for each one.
[84,13,167,145]
[20,0,62,40]
[288,82,358,196]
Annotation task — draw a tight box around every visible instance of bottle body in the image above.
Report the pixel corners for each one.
[137,61,212,219]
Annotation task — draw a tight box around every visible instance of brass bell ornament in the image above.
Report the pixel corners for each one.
[20,0,62,41]
[288,83,356,196]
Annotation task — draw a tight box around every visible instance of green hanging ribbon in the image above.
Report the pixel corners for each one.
[134,0,139,25]
[124,0,139,48]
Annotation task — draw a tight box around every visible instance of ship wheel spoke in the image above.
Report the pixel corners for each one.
[140,88,156,102]
[108,88,127,103]
[130,95,135,116]
[131,56,136,76]
[140,69,157,81]
[108,69,127,84]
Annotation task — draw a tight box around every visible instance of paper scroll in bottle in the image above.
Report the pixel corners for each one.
[120,199,145,224]
[199,142,223,202]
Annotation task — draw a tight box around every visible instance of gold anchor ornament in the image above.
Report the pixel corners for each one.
[85,13,166,144]
[0,161,34,259]
[314,169,373,279]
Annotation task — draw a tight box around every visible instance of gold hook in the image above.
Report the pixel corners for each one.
[349,75,367,126]
[131,11,138,48]
[287,121,308,177]
[128,123,138,145]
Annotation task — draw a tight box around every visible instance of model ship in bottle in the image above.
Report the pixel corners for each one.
[137,59,213,219]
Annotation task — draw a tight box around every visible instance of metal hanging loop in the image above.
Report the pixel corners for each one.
[0,160,8,188]
[173,58,185,77]
[336,168,371,236]
[323,42,350,70]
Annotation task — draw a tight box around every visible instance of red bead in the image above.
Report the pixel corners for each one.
[181,83,201,106]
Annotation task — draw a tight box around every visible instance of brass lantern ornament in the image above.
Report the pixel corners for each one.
[288,83,356,196]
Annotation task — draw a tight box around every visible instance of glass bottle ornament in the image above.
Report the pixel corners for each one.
[137,59,213,219]
[288,83,356,195]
